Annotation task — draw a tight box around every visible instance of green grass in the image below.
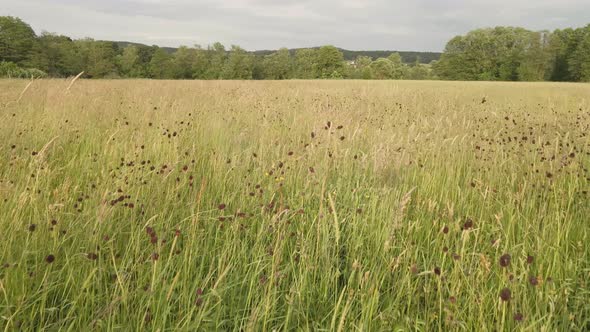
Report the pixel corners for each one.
[0,79,589,331]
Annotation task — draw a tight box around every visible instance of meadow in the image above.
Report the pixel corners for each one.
[0,79,588,331]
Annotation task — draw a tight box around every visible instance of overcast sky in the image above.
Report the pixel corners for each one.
[1,0,589,51]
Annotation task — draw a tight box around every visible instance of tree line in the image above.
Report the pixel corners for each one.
[0,16,433,80]
[433,26,590,82]
[1,16,589,81]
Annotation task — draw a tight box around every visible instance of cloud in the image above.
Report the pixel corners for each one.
[1,0,588,51]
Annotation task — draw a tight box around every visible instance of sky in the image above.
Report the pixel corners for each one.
[1,0,589,52]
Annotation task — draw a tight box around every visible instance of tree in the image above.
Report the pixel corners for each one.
[171,46,196,79]
[370,58,395,79]
[0,16,38,66]
[316,45,344,78]
[518,31,551,81]
[434,36,473,80]
[222,45,253,79]
[205,42,226,79]
[149,47,173,79]
[435,27,553,82]
[573,30,590,81]
[294,48,317,79]
[406,61,432,80]
[568,26,590,81]
[352,55,373,79]
[191,46,210,79]
[387,52,406,79]
[117,45,142,78]
[75,39,118,78]
[36,32,81,76]
[251,55,266,80]
[262,48,293,79]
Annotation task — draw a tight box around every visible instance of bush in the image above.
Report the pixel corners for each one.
[0,61,47,78]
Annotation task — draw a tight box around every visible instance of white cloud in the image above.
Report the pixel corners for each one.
[1,0,588,51]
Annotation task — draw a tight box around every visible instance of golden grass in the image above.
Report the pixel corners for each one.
[0,79,589,330]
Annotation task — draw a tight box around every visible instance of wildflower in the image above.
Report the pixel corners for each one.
[500,288,511,302]
[462,218,473,230]
[499,254,511,268]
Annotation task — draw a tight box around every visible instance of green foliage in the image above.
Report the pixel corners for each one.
[75,39,119,78]
[350,55,373,79]
[578,36,590,82]
[387,53,406,79]
[117,45,142,78]
[190,47,211,79]
[517,32,552,81]
[205,42,227,79]
[316,45,345,78]
[294,48,317,79]
[262,48,293,80]
[568,26,590,82]
[149,48,173,79]
[406,62,433,80]
[1,16,589,82]
[170,46,197,79]
[0,16,38,66]
[222,45,254,80]
[370,58,395,79]
[36,33,81,77]
[436,25,590,82]
[0,61,47,78]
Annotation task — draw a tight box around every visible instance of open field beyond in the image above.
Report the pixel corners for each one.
[0,80,589,330]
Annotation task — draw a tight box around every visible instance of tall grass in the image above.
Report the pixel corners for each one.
[0,79,588,330]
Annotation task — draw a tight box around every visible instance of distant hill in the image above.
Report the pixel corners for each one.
[253,48,441,64]
[114,42,441,64]
[114,41,177,54]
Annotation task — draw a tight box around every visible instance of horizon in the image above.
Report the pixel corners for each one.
[2,0,589,52]
[115,40,444,53]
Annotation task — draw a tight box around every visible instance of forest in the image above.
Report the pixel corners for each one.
[1,16,589,81]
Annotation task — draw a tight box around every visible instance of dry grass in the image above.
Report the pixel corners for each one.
[0,79,589,330]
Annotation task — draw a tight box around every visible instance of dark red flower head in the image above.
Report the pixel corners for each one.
[500,287,511,302]
[499,254,511,268]
[462,218,473,230]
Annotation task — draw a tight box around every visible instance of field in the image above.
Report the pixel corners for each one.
[0,79,589,331]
